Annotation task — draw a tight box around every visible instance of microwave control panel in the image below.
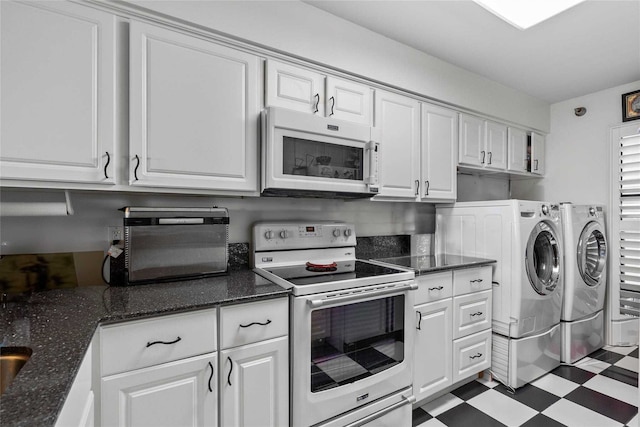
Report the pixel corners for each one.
[253,221,356,251]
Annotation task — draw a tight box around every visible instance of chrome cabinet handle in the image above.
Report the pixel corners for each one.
[416,311,422,330]
[481,151,486,164]
[470,311,483,317]
[488,151,492,165]
[469,353,483,359]
[239,319,272,328]
[227,356,233,386]
[470,279,483,283]
[428,286,444,291]
[146,336,181,348]
[134,155,140,181]
[104,152,111,179]
[534,159,539,171]
[313,93,319,113]
[415,180,420,196]
[329,96,335,116]
[424,180,430,196]
[207,361,214,392]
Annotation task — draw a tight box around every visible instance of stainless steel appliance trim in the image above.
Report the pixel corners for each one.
[342,395,416,427]
[307,282,418,308]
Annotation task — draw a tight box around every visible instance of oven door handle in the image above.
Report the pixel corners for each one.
[307,282,417,308]
[343,394,416,427]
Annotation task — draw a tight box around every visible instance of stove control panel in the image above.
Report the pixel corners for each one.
[253,221,357,251]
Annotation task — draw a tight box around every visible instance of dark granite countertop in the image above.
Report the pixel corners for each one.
[372,254,495,275]
[0,269,288,427]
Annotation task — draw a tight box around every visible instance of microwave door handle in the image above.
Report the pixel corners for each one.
[307,282,417,308]
[365,141,380,188]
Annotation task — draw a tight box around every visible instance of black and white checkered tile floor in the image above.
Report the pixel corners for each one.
[412,346,639,427]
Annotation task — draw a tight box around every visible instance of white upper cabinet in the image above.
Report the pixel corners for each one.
[266,59,372,125]
[266,60,325,116]
[374,90,421,199]
[420,103,458,201]
[530,132,545,175]
[459,114,508,171]
[325,76,372,124]
[507,127,528,173]
[129,21,261,192]
[0,1,116,184]
[484,120,507,170]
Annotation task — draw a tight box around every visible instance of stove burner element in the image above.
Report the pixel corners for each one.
[306,261,338,272]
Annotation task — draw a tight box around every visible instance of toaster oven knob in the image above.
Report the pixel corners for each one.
[333,229,341,238]
[344,229,352,237]
[264,230,274,240]
[279,230,288,239]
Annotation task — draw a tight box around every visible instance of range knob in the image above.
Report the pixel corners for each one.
[333,228,341,238]
[541,205,549,216]
[589,207,596,216]
[279,230,288,239]
[264,230,274,240]
[344,229,353,237]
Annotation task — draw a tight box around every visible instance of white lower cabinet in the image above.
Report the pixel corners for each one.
[56,342,96,427]
[414,298,452,401]
[101,353,218,427]
[413,266,492,406]
[219,337,288,427]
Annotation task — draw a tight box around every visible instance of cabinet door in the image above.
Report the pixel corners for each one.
[265,59,325,116]
[220,337,288,427]
[0,1,116,184]
[326,76,372,125]
[421,103,458,201]
[484,121,507,170]
[531,132,545,175]
[414,299,452,402]
[102,353,217,427]
[130,21,261,192]
[374,90,421,199]
[458,114,484,167]
[507,127,528,173]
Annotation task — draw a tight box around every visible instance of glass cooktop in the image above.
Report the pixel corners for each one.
[263,260,408,286]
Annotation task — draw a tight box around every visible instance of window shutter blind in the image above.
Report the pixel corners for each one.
[618,134,640,316]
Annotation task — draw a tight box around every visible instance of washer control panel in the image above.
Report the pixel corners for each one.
[253,221,357,251]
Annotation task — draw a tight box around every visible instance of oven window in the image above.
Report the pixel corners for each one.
[309,295,404,392]
[283,136,363,181]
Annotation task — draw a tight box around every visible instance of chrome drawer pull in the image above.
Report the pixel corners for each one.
[470,312,483,317]
[146,336,181,348]
[469,353,483,359]
[470,279,483,283]
[428,286,444,291]
[416,311,422,330]
[227,356,233,386]
[207,361,214,392]
[239,319,272,328]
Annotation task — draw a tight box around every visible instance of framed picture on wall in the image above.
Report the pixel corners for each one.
[622,90,640,122]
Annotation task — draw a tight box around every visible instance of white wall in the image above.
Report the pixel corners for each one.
[511,80,640,205]
[118,0,550,132]
[0,190,435,254]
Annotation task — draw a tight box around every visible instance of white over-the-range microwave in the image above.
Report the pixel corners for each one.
[261,107,380,198]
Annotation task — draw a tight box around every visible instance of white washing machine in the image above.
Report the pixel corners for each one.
[560,203,607,363]
[436,200,563,389]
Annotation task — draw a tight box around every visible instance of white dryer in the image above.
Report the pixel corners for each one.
[436,200,563,389]
[560,203,607,363]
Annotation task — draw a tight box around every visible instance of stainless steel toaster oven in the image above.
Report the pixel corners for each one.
[121,207,229,284]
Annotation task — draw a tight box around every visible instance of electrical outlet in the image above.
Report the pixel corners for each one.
[108,226,124,243]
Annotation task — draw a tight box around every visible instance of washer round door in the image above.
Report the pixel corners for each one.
[525,221,562,295]
[577,221,607,287]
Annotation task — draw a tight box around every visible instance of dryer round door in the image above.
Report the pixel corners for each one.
[577,221,607,287]
[525,221,561,295]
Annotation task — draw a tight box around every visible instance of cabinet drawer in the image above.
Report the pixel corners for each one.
[453,290,492,339]
[101,308,217,376]
[453,266,491,295]
[220,298,288,349]
[452,329,491,383]
[414,271,452,305]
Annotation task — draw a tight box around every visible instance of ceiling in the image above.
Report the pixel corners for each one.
[304,0,640,104]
